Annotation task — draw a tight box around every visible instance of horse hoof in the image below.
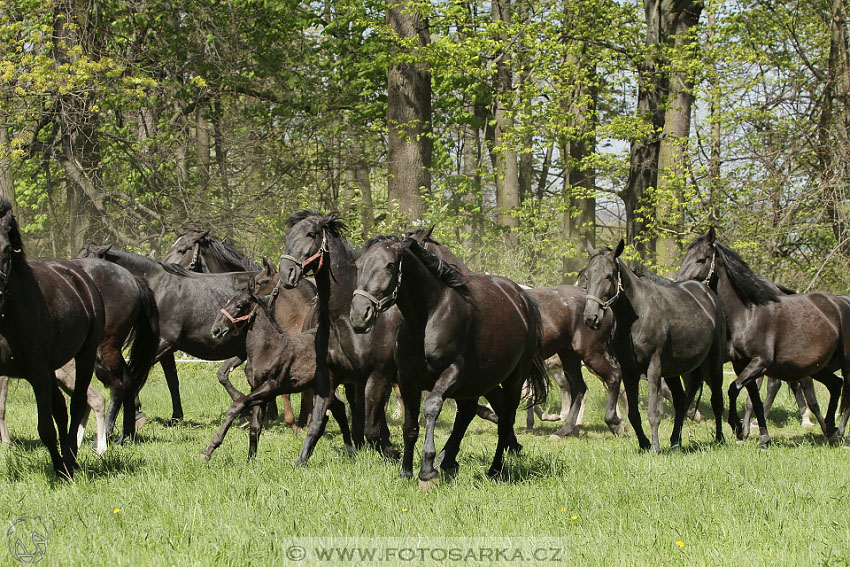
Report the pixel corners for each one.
[758,435,771,449]
[384,448,401,462]
[548,434,563,441]
[540,413,561,422]
[200,452,211,462]
[669,444,681,453]
[135,412,147,431]
[399,469,413,480]
[344,444,356,457]
[165,418,181,428]
[507,443,522,455]
[486,466,502,479]
[440,463,459,480]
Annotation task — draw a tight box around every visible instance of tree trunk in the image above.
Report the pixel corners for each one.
[490,0,520,245]
[621,0,702,263]
[387,0,431,224]
[656,1,702,270]
[0,123,13,208]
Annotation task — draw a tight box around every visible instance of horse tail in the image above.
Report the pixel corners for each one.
[523,290,550,408]
[125,277,160,393]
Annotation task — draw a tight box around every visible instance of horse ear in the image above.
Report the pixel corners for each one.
[585,239,596,256]
[707,226,716,244]
[262,256,274,273]
[197,229,210,241]
[425,225,435,239]
[94,244,113,255]
[614,239,625,258]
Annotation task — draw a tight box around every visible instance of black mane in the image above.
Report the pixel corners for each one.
[288,209,348,239]
[689,234,780,306]
[0,197,25,260]
[202,236,261,271]
[405,238,469,292]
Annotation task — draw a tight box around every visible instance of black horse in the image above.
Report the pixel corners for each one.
[677,228,850,446]
[583,240,726,452]
[162,231,314,430]
[406,227,624,438]
[0,200,106,477]
[350,236,549,481]
[163,229,261,273]
[77,244,258,423]
[0,259,160,447]
[279,210,398,465]
[202,286,352,461]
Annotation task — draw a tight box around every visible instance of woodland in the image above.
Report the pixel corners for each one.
[1,0,849,290]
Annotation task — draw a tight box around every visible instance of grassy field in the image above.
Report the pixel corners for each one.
[1,362,849,566]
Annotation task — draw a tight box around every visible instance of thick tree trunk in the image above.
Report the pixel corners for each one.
[344,136,374,240]
[621,0,702,263]
[656,1,702,270]
[490,0,520,245]
[387,0,431,224]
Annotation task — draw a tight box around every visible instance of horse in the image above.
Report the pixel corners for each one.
[742,377,817,438]
[163,231,314,430]
[350,236,549,481]
[0,199,105,477]
[162,229,261,273]
[279,210,399,465]
[202,286,352,461]
[0,259,159,448]
[677,228,850,447]
[77,244,258,424]
[406,227,624,438]
[582,240,726,452]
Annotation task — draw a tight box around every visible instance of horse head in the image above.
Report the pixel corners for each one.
[582,239,624,331]
[280,210,345,288]
[350,236,409,334]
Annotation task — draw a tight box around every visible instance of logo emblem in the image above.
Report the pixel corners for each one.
[7,516,49,564]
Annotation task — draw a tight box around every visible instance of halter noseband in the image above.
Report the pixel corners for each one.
[280,231,328,275]
[585,260,622,311]
[219,306,256,328]
[701,249,717,286]
[352,257,403,315]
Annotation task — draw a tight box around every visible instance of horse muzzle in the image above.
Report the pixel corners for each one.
[280,260,302,289]
[349,294,377,334]
[583,304,603,331]
[211,324,229,339]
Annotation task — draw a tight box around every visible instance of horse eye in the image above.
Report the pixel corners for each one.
[696,258,706,264]
[306,232,316,238]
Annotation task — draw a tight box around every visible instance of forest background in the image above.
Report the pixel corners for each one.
[2,0,849,291]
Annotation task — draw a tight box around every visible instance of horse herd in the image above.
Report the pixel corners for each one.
[1,202,849,481]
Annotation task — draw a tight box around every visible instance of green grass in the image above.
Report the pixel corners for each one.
[2,363,849,566]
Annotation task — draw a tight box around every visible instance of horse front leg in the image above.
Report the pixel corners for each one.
[419,365,461,483]
[646,357,664,454]
[202,380,279,461]
[365,373,399,460]
[584,349,625,436]
[294,390,335,467]
[439,398,477,479]
[399,384,422,480]
[0,375,10,445]
[665,375,688,450]
[31,374,66,478]
[623,374,650,450]
[216,357,245,401]
[742,376,764,439]
[247,402,266,461]
[158,351,183,426]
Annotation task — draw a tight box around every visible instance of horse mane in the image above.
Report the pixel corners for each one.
[287,209,348,238]
[0,197,25,260]
[202,237,261,271]
[405,238,469,292]
[689,234,780,306]
[160,261,197,277]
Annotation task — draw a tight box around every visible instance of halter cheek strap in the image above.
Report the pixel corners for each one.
[280,231,328,275]
[585,264,622,311]
[352,258,403,314]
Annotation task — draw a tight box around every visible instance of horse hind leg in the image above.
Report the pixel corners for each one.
[488,377,524,479]
[790,379,815,428]
[550,354,587,439]
[159,352,183,426]
[31,375,66,477]
[810,370,842,443]
[664,375,688,450]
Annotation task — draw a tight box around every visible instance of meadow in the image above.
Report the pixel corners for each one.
[1,362,849,566]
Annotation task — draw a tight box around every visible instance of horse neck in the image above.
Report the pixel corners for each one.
[612,261,644,320]
[425,243,472,275]
[395,249,451,330]
[713,264,748,326]
[111,250,158,277]
[315,235,358,321]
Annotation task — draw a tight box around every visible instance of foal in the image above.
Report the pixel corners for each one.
[202,287,352,461]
